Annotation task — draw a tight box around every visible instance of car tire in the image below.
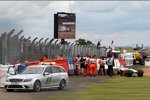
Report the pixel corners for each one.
[6,89,14,92]
[137,69,144,77]
[126,73,132,77]
[33,80,41,92]
[125,70,133,77]
[58,80,66,90]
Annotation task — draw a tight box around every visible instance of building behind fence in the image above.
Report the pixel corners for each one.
[0,29,106,64]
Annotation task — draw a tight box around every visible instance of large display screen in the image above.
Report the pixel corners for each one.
[54,12,76,39]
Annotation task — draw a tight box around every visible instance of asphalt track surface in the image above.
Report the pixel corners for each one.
[0,75,108,100]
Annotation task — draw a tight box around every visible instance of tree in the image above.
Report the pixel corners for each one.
[75,38,86,45]
[75,38,94,45]
[87,40,93,45]
[60,39,69,45]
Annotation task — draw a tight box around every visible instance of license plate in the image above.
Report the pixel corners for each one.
[11,83,19,85]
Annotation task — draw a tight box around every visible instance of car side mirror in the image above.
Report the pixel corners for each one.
[43,72,50,76]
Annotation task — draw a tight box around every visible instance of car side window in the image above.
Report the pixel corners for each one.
[51,66,60,73]
[55,67,61,73]
[44,67,52,74]
[57,67,65,72]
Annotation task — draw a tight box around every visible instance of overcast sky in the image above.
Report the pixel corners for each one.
[0,1,150,47]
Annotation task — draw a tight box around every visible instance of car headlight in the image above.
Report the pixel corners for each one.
[23,79,33,82]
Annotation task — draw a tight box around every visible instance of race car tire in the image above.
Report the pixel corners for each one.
[126,73,132,77]
[58,79,66,90]
[33,80,41,92]
[6,89,14,92]
[125,70,133,77]
[137,69,144,77]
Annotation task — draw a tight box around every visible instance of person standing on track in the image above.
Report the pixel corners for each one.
[98,56,106,75]
[106,55,115,76]
[89,55,97,76]
[83,55,89,76]
[74,55,80,75]
[80,55,85,75]
[87,55,91,75]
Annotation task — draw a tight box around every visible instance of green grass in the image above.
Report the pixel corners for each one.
[46,76,150,100]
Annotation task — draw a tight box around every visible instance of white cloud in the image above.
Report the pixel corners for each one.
[76,30,150,47]
[0,1,150,47]
[119,1,150,12]
[0,1,72,36]
[71,1,118,13]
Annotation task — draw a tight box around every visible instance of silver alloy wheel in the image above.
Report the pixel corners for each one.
[61,81,65,88]
[58,80,66,90]
[34,81,41,92]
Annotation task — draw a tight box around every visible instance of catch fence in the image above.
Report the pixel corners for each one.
[0,29,105,64]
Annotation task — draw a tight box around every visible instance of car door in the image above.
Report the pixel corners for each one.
[41,67,53,87]
[50,66,61,86]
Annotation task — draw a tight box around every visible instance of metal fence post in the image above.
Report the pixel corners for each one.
[0,35,2,64]
[38,38,43,59]
[47,39,54,59]
[7,29,15,64]
[0,32,6,64]
[1,33,7,64]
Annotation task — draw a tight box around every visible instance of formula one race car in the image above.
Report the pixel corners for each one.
[117,67,144,77]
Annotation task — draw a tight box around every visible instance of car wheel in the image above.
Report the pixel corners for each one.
[6,89,14,92]
[126,73,132,77]
[137,69,144,77]
[58,80,66,90]
[33,80,41,92]
[125,70,133,77]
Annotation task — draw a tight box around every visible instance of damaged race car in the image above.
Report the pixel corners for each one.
[118,67,144,77]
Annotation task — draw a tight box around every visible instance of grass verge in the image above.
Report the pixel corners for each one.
[46,76,150,100]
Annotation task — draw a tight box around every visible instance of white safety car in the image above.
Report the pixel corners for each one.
[4,65,69,92]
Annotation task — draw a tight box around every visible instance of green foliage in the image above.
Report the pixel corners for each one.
[61,39,69,45]
[75,38,94,45]
[47,76,150,100]
[86,40,93,45]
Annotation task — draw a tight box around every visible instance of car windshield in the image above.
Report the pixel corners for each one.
[21,67,45,74]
